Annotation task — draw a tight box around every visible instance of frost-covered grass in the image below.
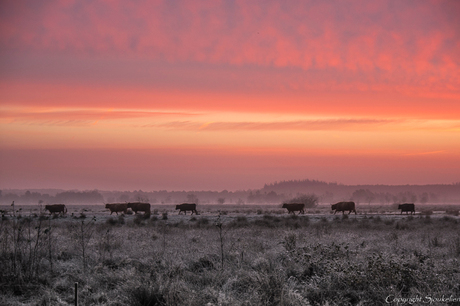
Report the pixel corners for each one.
[1,210,459,305]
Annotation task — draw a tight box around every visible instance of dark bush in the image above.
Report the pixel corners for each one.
[197,217,209,226]
[106,217,118,226]
[128,285,166,306]
[189,257,215,273]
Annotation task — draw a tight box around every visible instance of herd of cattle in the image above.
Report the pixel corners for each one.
[283,202,415,215]
[43,202,417,216]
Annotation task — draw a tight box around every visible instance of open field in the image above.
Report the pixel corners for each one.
[1,204,460,305]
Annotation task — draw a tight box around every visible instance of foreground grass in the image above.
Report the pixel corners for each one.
[1,213,460,305]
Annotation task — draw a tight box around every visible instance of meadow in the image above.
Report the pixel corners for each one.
[1,204,460,305]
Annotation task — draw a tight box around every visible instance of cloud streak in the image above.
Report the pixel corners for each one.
[149,118,398,131]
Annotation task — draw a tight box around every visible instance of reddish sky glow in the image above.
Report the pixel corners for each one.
[1,0,459,191]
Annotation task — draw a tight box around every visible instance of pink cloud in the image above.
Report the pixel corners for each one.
[1,1,459,119]
[1,1,458,72]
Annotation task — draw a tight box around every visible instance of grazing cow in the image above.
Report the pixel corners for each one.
[398,203,415,215]
[176,203,197,215]
[127,202,151,215]
[331,202,357,215]
[105,203,128,215]
[282,203,305,214]
[45,204,67,215]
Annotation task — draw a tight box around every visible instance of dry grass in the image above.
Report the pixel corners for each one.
[1,205,460,305]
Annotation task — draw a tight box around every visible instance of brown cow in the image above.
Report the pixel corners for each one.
[331,202,357,215]
[398,203,415,215]
[282,203,305,214]
[127,202,151,215]
[105,203,128,215]
[45,204,67,215]
[176,203,197,215]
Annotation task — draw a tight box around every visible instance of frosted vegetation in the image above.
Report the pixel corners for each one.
[1,205,459,305]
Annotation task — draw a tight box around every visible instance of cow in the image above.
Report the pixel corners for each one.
[45,204,67,215]
[105,203,128,215]
[282,203,305,214]
[398,203,415,215]
[176,203,197,215]
[127,202,151,215]
[331,202,357,215]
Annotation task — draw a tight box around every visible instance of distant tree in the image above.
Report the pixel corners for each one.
[420,192,428,204]
[397,191,417,203]
[352,189,375,205]
[187,194,199,204]
[320,191,334,204]
[265,191,280,203]
[217,198,225,205]
[118,194,130,202]
[135,194,149,203]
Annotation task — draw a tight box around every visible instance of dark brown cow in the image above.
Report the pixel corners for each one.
[105,203,128,215]
[176,203,197,215]
[282,203,305,214]
[45,204,67,215]
[127,202,151,215]
[331,202,356,215]
[398,203,415,215]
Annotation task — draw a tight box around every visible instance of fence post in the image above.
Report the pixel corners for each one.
[75,282,78,306]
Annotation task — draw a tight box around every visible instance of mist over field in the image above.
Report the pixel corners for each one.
[2,179,460,206]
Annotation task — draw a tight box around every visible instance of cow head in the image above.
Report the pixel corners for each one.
[282,204,287,208]
[331,204,337,210]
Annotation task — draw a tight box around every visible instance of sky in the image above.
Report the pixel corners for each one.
[0,0,459,191]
